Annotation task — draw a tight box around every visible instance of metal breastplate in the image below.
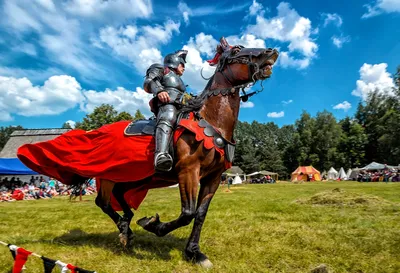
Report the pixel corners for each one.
[161,71,186,102]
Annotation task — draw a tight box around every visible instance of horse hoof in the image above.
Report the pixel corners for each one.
[137,214,160,228]
[198,259,213,269]
[119,233,131,247]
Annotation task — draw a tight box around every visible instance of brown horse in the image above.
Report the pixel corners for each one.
[97,38,278,268]
[19,37,279,268]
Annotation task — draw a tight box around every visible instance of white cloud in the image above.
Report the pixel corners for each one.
[240,101,255,108]
[3,1,43,32]
[0,75,84,120]
[226,34,266,49]
[98,20,180,73]
[178,1,192,25]
[2,1,106,80]
[65,120,76,128]
[35,0,56,11]
[82,87,153,117]
[279,51,310,69]
[333,101,352,111]
[247,0,266,17]
[246,2,318,69]
[12,43,37,56]
[282,99,293,105]
[362,0,400,18]
[352,63,395,100]
[191,33,219,57]
[0,66,64,83]
[176,1,249,24]
[0,75,153,121]
[64,0,152,21]
[180,33,217,93]
[267,111,284,118]
[332,35,351,48]
[322,13,343,27]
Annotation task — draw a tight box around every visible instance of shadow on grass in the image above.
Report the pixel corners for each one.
[44,228,187,261]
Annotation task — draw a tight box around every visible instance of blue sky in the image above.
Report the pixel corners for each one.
[0,0,399,129]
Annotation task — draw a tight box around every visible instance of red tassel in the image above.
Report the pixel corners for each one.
[13,247,32,273]
[207,52,221,66]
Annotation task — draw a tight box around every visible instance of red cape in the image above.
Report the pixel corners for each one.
[17,118,231,210]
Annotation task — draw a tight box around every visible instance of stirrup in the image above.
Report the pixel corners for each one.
[154,153,173,172]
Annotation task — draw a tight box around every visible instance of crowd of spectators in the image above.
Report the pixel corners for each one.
[357,169,400,182]
[0,176,96,202]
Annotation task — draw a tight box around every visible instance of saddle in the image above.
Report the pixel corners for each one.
[123,113,236,167]
[124,118,157,136]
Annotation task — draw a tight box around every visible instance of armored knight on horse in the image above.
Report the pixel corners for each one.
[143,50,188,172]
[17,37,279,268]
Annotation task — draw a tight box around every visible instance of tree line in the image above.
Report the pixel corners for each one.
[0,67,398,180]
[235,66,400,178]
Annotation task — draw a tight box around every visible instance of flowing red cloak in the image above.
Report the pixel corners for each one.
[17,118,231,210]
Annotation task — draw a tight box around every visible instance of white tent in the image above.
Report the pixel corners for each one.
[339,167,347,180]
[327,167,339,180]
[346,169,352,178]
[232,175,243,185]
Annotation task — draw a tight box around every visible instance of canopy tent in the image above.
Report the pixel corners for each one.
[232,175,243,185]
[246,170,279,181]
[361,162,398,170]
[338,167,347,180]
[327,167,339,180]
[0,158,37,175]
[349,168,361,180]
[291,166,321,182]
[346,169,352,178]
[223,166,246,180]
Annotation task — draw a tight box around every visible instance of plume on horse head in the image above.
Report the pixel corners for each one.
[207,37,232,66]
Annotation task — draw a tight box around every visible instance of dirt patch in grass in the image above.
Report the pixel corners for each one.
[296,188,391,207]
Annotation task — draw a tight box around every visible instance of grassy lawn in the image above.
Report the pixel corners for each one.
[1,182,400,273]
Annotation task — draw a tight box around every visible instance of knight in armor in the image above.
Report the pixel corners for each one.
[143,50,188,172]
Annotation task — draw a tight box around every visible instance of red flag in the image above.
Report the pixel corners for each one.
[12,247,32,273]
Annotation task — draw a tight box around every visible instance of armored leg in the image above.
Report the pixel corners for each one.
[155,104,177,172]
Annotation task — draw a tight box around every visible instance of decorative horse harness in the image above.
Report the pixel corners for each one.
[125,45,274,167]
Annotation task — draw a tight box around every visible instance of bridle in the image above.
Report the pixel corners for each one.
[204,45,277,102]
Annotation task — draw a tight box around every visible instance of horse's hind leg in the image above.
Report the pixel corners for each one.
[112,183,134,247]
[95,180,133,247]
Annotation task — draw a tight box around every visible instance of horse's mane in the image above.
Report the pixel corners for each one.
[180,75,214,113]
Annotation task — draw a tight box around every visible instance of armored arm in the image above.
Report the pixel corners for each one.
[143,64,164,96]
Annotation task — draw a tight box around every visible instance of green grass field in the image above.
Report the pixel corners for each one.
[1,182,400,273]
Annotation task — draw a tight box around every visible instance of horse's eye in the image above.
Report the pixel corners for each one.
[232,47,241,55]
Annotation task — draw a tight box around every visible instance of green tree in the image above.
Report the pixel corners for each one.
[75,104,145,131]
[338,117,367,168]
[355,87,399,165]
[114,111,134,122]
[62,122,73,129]
[311,110,342,171]
[0,125,24,150]
[133,109,145,121]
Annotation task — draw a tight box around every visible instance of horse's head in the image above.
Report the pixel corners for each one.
[208,37,279,86]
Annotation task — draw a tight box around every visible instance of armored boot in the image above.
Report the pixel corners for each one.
[154,104,177,172]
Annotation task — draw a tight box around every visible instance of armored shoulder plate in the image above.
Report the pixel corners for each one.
[162,71,186,93]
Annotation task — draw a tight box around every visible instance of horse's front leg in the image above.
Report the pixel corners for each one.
[137,168,199,237]
[184,174,221,268]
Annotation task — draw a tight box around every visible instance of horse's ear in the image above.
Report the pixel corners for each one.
[220,37,231,51]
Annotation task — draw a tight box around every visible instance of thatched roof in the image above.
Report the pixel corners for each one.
[225,166,244,174]
[0,129,71,158]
